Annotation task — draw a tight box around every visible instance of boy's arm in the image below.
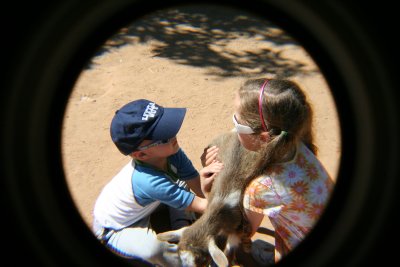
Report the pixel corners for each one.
[185,195,208,213]
[186,176,205,198]
[200,145,219,167]
[186,160,223,199]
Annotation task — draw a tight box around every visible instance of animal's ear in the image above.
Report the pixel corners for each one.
[208,237,228,267]
[157,226,188,243]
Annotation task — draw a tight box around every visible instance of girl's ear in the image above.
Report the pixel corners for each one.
[259,131,271,143]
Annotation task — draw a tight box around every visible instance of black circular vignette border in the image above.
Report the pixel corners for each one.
[1,0,398,266]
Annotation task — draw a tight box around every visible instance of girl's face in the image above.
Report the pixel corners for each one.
[234,93,267,151]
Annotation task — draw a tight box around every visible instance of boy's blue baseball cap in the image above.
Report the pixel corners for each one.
[110,99,186,155]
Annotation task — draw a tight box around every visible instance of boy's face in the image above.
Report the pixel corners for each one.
[137,137,180,157]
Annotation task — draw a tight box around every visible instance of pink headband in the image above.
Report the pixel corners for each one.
[258,79,269,132]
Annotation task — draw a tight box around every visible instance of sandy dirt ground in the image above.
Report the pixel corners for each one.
[61,5,341,257]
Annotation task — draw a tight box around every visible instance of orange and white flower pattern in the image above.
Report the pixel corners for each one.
[244,143,334,256]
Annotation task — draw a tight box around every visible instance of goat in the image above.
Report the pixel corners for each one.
[157,131,259,267]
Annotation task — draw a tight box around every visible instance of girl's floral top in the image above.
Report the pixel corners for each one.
[243,142,334,256]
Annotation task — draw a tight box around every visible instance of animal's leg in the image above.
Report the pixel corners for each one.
[224,234,241,266]
[241,236,252,253]
[241,220,253,253]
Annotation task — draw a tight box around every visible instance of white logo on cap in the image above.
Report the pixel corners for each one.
[142,102,158,121]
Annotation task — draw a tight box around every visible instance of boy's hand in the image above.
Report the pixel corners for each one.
[200,161,224,197]
[200,145,219,167]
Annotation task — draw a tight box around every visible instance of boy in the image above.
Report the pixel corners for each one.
[93,99,222,266]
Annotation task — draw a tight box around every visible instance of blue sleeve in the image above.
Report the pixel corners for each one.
[169,149,199,180]
[133,168,195,210]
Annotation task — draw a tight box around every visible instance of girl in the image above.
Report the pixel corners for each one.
[232,78,335,263]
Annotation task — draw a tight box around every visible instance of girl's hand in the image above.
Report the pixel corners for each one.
[199,161,224,197]
[200,145,219,167]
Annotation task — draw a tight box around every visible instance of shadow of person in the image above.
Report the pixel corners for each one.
[236,239,275,267]
[251,239,275,266]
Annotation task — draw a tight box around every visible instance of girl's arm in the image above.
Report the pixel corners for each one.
[245,208,265,237]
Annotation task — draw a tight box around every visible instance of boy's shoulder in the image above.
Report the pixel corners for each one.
[133,162,165,178]
[169,148,192,162]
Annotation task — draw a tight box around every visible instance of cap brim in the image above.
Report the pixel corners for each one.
[147,107,186,140]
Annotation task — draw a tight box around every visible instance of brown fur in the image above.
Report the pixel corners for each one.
[159,78,316,266]
[159,132,258,266]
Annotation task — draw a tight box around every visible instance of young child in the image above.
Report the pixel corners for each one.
[92,99,222,266]
[203,78,335,264]
[235,78,335,263]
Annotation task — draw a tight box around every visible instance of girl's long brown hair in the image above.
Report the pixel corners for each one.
[238,78,317,188]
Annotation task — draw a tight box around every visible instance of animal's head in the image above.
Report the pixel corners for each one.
[157,227,229,267]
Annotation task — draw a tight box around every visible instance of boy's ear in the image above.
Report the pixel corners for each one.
[131,151,147,160]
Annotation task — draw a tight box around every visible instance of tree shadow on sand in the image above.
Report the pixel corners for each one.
[90,5,319,78]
